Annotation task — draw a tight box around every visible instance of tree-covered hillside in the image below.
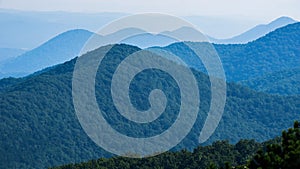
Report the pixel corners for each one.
[160,22,300,95]
[239,68,300,95]
[1,22,299,95]
[0,44,299,168]
[51,121,300,169]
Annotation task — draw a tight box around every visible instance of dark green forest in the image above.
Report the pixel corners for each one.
[52,121,300,169]
[239,68,300,96]
[1,23,300,169]
[160,22,300,95]
[1,44,299,168]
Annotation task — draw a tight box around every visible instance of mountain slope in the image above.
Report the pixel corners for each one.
[210,16,297,44]
[0,48,26,63]
[0,29,95,78]
[0,9,126,49]
[239,68,300,95]
[2,20,299,84]
[0,44,299,168]
[216,22,300,81]
[160,22,300,95]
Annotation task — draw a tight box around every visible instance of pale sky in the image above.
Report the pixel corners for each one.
[0,0,300,21]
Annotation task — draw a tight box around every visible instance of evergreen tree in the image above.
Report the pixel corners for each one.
[249,121,300,169]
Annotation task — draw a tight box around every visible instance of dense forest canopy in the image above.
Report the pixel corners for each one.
[1,44,299,168]
[1,23,300,169]
[52,121,300,169]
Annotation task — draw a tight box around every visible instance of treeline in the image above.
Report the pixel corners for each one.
[52,121,299,169]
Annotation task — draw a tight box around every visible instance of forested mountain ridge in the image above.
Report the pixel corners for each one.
[209,16,297,44]
[0,44,299,168]
[159,22,300,96]
[1,22,299,96]
[162,22,300,82]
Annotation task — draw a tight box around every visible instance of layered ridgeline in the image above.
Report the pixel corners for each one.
[209,16,297,44]
[0,44,299,168]
[0,48,27,77]
[0,9,126,49]
[0,48,26,62]
[1,8,293,49]
[1,22,299,95]
[0,29,94,78]
[159,22,300,95]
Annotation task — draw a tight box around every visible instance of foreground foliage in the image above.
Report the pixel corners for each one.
[249,121,300,169]
[52,121,299,169]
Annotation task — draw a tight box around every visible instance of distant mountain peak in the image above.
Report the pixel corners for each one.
[271,16,296,23]
[210,16,298,44]
[52,29,93,38]
[263,16,296,28]
[0,29,95,78]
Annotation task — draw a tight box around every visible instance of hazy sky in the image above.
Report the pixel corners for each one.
[1,0,300,21]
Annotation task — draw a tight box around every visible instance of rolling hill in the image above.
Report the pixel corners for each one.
[0,9,126,49]
[209,16,297,44]
[214,21,300,82]
[158,22,300,96]
[0,44,299,168]
[0,29,95,78]
[0,48,26,77]
[1,22,299,96]
[1,9,278,49]
[0,48,26,63]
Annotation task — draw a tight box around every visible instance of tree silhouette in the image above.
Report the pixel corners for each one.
[249,120,300,169]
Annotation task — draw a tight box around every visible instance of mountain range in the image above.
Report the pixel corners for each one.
[0,44,299,168]
[0,26,205,77]
[1,9,297,49]
[0,29,94,77]
[0,8,299,169]
[0,9,127,49]
[0,48,26,62]
[209,16,297,44]
[1,22,299,96]
[158,22,300,95]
